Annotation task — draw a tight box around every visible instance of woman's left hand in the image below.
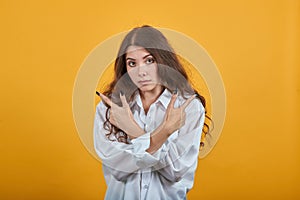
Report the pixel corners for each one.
[99,92,144,139]
[162,93,196,136]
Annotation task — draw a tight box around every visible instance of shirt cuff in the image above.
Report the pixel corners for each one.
[151,143,168,159]
[130,132,151,155]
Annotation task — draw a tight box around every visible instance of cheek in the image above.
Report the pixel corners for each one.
[149,65,159,79]
[126,65,131,73]
[127,68,138,81]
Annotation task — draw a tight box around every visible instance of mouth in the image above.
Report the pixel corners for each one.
[138,80,152,85]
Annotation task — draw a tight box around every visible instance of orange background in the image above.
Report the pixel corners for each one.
[0,0,299,199]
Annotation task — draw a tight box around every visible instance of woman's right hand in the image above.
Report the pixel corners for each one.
[162,93,196,136]
[98,92,145,139]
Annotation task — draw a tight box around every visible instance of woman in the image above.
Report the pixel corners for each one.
[94,25,209,200]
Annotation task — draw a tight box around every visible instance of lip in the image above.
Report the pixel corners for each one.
[138,80,151,85]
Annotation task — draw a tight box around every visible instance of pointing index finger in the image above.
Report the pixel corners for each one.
[119,92,129,108]
[98,92,113,107]
[181,94,196,110]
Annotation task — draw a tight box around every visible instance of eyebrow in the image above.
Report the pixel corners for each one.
[126,54,152,60]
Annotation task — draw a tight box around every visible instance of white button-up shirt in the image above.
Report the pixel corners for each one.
[93,89,205,200]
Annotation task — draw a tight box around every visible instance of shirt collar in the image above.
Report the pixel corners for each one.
[129,88,172,110]
[155,88,172,109]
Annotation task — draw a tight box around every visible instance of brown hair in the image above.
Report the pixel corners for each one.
[103,25,212,148]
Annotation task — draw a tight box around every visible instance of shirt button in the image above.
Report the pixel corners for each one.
[144,185,149,190]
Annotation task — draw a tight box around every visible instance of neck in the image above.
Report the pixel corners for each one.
[139,85,164,113]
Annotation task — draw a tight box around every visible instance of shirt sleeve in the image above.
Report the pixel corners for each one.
[93,101,160,180]
[151,99,205,182]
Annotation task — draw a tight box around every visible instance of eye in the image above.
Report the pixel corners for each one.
[127,61,136,67]
[145,57,155,64]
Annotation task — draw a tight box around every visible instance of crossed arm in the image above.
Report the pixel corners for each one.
[93,92,205,181]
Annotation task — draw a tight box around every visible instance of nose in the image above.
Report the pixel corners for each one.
[137,65,147,77]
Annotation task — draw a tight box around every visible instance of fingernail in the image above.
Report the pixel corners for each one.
[172,88,178,95]
[96,91,100,96]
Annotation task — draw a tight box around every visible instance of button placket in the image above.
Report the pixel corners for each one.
[140,170,151,199]
[145,108,153,132]
[141,170,151,192]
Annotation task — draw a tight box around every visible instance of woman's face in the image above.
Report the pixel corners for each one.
[125,45,160,92]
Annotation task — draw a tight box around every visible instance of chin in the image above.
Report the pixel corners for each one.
[138,84,157,92]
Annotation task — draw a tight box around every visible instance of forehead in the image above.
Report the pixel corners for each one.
[126,46,150,58]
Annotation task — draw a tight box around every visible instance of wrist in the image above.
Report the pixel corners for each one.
[161,121,173,136]
[146,123,169,154]
[125,121,144,139]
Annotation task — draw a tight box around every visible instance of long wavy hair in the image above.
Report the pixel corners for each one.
[103,25,212,148]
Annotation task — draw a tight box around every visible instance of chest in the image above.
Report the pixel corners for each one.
[131,103,179,142]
